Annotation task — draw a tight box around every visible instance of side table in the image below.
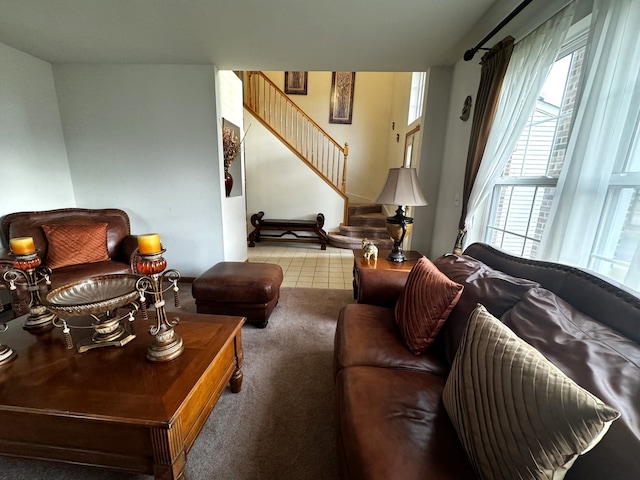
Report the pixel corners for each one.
[352,249,424,305]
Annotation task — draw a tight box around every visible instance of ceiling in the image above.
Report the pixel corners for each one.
[0,0,513,71]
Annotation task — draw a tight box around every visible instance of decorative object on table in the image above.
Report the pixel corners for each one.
[284,71,308,95]
[222,118,247,197]
[43,274,141,353]
[134,233,183,362]
[329,72,356,124]
[460,95,472,121]
[0,323,17,366]
[361,238,378,261]
[3,236,56,331]
[375,167,428,262]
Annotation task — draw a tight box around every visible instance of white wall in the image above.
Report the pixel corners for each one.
[429,60,479,258]
[411,67,454,256]
[217,69,248,261]
[53,64,223,276]
[244,113,345,232]
[0,42,75,226]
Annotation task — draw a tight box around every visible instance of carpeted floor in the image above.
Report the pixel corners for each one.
[0,286,354,480]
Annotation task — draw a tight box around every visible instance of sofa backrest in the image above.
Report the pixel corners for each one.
[1,208,131,261]
[464,242,640,344]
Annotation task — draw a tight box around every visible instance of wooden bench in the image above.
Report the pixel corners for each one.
[247,211,329,250]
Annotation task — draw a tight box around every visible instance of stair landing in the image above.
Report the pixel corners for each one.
[328,203,393,250]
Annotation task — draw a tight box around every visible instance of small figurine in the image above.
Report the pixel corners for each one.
[362,238,378,261]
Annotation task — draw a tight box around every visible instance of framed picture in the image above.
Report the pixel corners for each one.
[284,71,308,95]
[329,72,356,124]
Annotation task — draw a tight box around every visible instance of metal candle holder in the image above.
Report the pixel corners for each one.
[134,249,183,363]
[0,323,16,366]
[3,252,56,332]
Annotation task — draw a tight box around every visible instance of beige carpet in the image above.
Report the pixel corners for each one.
[0,286,354,480]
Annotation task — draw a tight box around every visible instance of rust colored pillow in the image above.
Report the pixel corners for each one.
[395,256,464,354]
[42,223,110,269]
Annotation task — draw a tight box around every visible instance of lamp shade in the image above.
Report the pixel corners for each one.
[375,167,428,207]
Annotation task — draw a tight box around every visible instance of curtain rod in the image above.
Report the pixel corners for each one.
[464,0,534,61]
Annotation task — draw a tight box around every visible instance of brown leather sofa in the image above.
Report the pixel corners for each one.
[1,208,138,316]
[334,242,640,480]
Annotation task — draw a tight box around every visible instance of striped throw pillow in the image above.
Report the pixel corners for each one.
[394,256,463,354]
[443,305,620,480]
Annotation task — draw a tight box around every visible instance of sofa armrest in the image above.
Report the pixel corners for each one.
[357,268,409,308]
[118,234,139,267]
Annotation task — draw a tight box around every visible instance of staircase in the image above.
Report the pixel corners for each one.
[328,203,394,250]
[243,71,350,223]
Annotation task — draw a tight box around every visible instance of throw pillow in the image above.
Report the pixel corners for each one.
[42,223,110,269]
[443,305,620,480]
[394,256,464,354]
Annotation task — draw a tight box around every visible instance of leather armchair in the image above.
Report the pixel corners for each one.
[0,208,139,317]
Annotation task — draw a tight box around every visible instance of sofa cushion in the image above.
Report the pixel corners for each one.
[42,223,110,269]
[337,366,476,480]
[433,253,539,364]
[334,304,449,378]
[501,287,640,480]
[443,305,620,480]
[394,257,463,355]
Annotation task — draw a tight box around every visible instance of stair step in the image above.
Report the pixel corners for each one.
[339,225,390,239]
[328,233,394,250]
[348,203,382,216]
[348,212,387,227]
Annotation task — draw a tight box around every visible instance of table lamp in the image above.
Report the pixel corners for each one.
[375,167,428,262]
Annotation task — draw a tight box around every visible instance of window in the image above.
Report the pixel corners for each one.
[408,72,426,124]
[589,130,640,289]
[485,46,586,258]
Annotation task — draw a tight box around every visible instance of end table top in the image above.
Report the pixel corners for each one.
[353,249,424,271]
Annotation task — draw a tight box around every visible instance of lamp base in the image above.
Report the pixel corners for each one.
[385,206,414,263]
[387,244,407,262]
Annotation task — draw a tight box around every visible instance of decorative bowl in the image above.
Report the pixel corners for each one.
[43,274,141,316]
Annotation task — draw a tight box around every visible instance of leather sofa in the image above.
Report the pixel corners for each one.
[334,242,640,479]
[0,208,138,316]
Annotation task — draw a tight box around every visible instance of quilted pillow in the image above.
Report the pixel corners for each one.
[394,256,464,354]
[443,305,620,480]
[42,223,110,269]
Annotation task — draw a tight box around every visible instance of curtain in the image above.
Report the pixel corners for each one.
[538,0,640,267]
[462,3,577,248]
[454,37,514,254]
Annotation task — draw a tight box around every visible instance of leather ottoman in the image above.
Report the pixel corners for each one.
[192,262,283,328]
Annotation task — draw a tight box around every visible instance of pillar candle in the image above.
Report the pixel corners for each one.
[137,233,162,254]
[10,237,36,255]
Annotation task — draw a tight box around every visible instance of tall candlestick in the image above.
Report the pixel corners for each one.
[137,233,162,254]
[10,237,36,255]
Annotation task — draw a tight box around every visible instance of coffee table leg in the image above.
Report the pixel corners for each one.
[152,427,187,480]
[230,367,243,393]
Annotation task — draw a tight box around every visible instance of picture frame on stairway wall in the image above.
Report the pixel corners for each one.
[329,72,356,124]
[284,72,308,95]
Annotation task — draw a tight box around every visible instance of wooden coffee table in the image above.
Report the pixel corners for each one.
[0,311,244,479]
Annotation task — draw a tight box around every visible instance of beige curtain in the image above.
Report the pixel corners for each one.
[454,37,514,254]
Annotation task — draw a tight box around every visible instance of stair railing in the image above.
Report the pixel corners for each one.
[243,71,349,207]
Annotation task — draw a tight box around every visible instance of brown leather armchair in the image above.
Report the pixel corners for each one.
[0,208,139,317]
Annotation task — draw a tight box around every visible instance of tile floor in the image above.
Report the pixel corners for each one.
[247,244,355,290]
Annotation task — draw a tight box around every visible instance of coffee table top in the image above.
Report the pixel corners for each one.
[0,311,243,427]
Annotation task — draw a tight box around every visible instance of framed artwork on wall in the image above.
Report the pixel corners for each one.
[329,72,356,124]
[284,71,308,95]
